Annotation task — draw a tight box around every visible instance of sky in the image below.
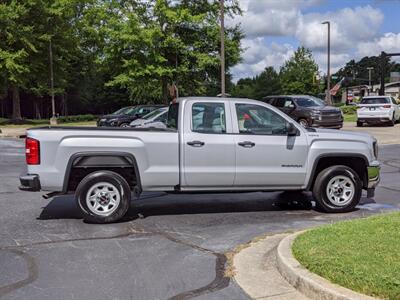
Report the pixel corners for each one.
[229,0,400,81]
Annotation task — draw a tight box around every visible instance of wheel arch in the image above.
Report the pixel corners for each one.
[62,151,142,194]
[307,153,369,191]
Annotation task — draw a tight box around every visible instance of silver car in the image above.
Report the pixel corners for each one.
[129,107,168,128]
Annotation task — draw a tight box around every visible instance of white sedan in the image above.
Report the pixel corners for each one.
[130,107,168,128]
[357,96,400,126]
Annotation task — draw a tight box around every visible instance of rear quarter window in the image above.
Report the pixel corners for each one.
[360,98,390,104]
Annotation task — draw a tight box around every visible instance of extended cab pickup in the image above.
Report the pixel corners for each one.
[20,97,380,223]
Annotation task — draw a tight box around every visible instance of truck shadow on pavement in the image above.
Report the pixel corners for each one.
[37,191,334,222]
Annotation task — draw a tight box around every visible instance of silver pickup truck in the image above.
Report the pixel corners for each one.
[20,97,380,223]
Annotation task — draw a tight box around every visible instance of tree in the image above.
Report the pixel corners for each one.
[333,55,400,87]
[100,0,243,104]
[230,67,281,99]
[0,0,83,120]
[252,67,281,99]
[0,0,40,120]
[280,47,320,95]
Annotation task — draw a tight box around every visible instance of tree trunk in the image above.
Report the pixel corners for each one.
[64,94,68,116]
[12,86,22,120]
[34,99,41,119]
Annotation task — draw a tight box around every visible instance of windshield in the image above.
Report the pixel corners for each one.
[295,96,325,107]
[111,106,140,115]
[360,98,390,104]
[111,107,132,115]
[142,108,166,120]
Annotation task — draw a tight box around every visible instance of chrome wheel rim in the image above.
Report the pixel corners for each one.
[120,123,130,128]
[326,175,355,206]
[86,182,121,216]
[299,119,308,127]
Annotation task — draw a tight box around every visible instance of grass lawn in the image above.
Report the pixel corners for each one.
[343,113,356,122]
[293,212,400,300]
[0,120,96,128]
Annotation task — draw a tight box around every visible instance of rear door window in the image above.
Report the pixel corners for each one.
[274,98,286,107]
[360,98,390,104]
[283,99,295,108]
[192,103,226,134]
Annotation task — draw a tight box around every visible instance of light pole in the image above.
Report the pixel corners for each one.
[49,38,57,125]
[322,21,331,105]
[220,0,226,97]
[367,67,374,94]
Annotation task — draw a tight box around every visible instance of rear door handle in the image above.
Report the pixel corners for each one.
[238,141,255,148]
[187,140,205,147]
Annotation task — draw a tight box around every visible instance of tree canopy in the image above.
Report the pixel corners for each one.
[279,47,320,95]
[231,47,322,99]
[0,0,243,119]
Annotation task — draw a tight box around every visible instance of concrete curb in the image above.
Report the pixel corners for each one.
[276,231,376,300]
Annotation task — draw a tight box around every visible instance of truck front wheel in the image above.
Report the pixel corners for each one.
[76,171,131,223]
[312,165,362,213]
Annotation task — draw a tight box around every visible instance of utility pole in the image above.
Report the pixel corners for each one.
[379,51,400,95]
[220,0,226,97]
[49,38,57,125]
[367,67,374,95]
[322,21,331,105]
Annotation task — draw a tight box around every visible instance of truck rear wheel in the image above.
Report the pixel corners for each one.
[312,165,362,213]
[76,171,131,223]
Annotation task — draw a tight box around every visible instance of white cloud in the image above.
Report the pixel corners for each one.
[231,39,294,80]
[297,6,384,51]
[357,33,400,59]
[229,1,389,80]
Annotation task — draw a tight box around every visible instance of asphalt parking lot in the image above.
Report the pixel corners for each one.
[0,138,399,300]
[342,122,400,145]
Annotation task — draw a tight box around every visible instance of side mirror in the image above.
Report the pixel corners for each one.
[287,122,299,136]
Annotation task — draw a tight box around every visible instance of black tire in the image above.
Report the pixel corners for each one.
[298,118,309,127]
[119,122,130,127]
[389,114,395,126]
[356,121,363,127]
[76,170,131,223]
[312,165,362,213]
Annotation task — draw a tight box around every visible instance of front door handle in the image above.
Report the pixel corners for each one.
[187,140,205,147]
[238,141,255,148]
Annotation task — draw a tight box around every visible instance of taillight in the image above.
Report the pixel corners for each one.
[26,138,40,165]
[382,105,391,108]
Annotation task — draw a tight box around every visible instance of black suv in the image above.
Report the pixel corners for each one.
[97,105,165,127]
[263,95,343,129]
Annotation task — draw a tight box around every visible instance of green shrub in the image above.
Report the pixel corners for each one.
[58,114,97,123]
[333,102,345,107]
[340,105,358,114]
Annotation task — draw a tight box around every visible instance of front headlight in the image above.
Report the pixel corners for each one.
[310,111,321,120]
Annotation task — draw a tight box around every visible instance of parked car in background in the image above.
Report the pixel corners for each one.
[97,105,165,127]
[130,107,168,129]
[263,95,343,129]
[357,96,400,127]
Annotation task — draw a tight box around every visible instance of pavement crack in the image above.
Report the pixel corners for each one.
[132,225,231,300]
[0,223,231,300]
[0,249,38,298]
[0,225,153,251]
